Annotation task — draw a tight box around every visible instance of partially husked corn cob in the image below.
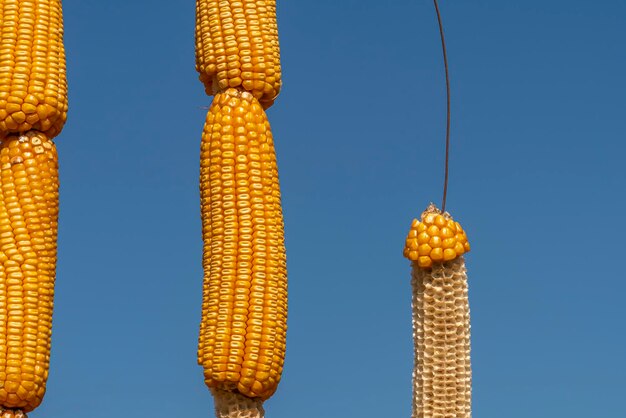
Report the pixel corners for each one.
[0,131,58,414]
[404,205,472,418]
[0,0,68,138]
[195,0,281,108]
[198,88,287,405]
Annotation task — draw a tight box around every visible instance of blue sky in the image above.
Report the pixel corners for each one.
[31,1,626,417]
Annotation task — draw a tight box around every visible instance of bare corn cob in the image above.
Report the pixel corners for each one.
[404,204,472,418]
[195,0,281,109]
[0,131,58,414]
[211,388,265,418]
[0,1,67,416]
[0,0,68,139]
[0,410,26,418]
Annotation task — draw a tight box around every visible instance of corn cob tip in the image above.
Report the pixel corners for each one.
[211,389,265,418]
[0,409,27,418]
[214,87,256,102]
[202,85,275,110]
[403,203,470,268]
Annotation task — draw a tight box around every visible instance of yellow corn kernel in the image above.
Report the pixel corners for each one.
[198,88,287,401]
[0,0,68,138]
[430,247,443,261]
[434,214,446,228]
[0,132,59,412]
[428,236,442,248]
[442,237,455,249]
[417,232,430,245]
[418,256,432,268]
[195,0,282,108]
[403,203,470,268]
[418,243,431,257]
[443,248,457,261]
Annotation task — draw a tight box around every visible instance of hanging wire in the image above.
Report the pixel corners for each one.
[433,0,451,213]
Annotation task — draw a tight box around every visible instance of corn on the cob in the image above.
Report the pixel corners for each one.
[198,88,287,404]
[196,2,286,414]
[195,0,281,108]
[0,0,68,139]
[0,131,58,414]
[0,1,66,416]
[404,205,471,418]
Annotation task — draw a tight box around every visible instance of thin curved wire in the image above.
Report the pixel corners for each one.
[433,0,451,213]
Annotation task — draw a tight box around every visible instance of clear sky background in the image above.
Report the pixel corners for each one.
[29,0,626,417]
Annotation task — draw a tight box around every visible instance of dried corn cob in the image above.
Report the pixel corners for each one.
[0,0,68,139]
[0,131,59,414]
[0,1,67,416]
[404,204,471,418]
[211,388,264,418]
[197,88,287,415]
[196,2,286,414]
[195,0,281,108]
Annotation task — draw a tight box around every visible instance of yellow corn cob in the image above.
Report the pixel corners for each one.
[0,131,59,414]
[195,0,281,108]
[404,204,472,417]
[0,2,67,414]
[198,88,287,405]
[196,2,286,414]
[0,0,68,139]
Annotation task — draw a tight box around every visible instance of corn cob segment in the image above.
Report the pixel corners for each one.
[195,0,282,108]
[198,88,287,401]
[0,131,58,413]
[0,0,68,139]
[410,256,471,418]
[404,203,470,269]
[212,388,265,418]
[0,409,26,418]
